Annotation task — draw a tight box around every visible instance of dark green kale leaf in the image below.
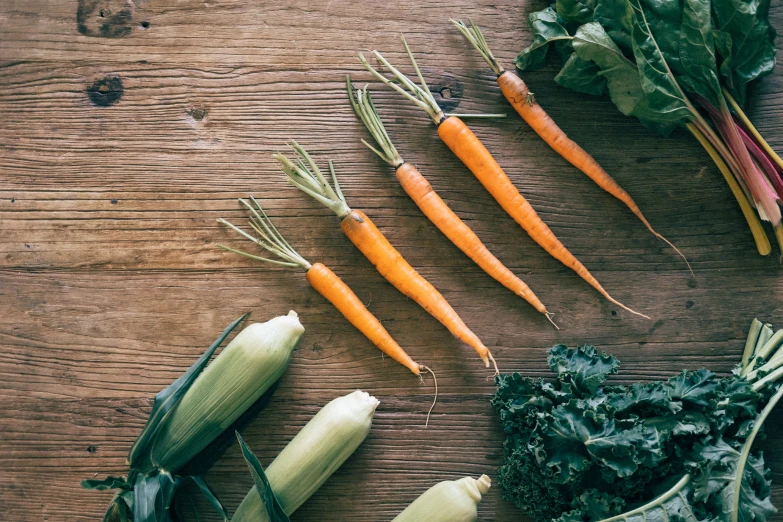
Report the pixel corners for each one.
[688,439,777,521]
[606,381,680,417]
[494,342,778,522]
[666,369,719,409]
[548,344,620,396]
[539,399,663,483]
[555,489,626,522]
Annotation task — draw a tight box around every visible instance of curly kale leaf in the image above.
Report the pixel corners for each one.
[688,439,777,521]
[548,344,620,396]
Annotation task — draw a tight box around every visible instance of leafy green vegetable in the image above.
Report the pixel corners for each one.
[712,0,776,104]
[517,0,782,252]
[493,343,781,522]
[515,7,572,70]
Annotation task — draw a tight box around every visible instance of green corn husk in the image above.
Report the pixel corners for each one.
[231,390,379,522]
[150,311,304,473]
[391,475,491,522]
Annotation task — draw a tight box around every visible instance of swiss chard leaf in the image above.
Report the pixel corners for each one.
[626,0,694,127]
[555,53,608,95]
[236,432,291,522]
[515,7,572,71]
[678,0,722,104]
[570,23,650,116]
[127,313,249,470]
[556,0,597,25]
[713,0,776,104]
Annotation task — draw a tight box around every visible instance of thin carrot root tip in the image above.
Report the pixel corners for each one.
[421,365,438,429]
[609,297,651,320]
[653,231,694,277]
[545,312,560,330]
[488,351,499,376]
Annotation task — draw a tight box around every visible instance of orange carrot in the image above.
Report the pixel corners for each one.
[216,196,423,375]
[359,37,649,319]
[452,19,690,273]
[305,262,423,374]
[346,78,556,327]
[276,142,497,369]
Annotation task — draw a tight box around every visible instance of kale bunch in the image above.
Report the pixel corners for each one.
[492,345,780,522]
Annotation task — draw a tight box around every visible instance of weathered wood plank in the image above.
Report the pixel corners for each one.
[2,0,783,520]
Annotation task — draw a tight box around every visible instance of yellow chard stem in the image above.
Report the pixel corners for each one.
[687,123,771,256]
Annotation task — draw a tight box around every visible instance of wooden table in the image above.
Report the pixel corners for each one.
[2,1,782,520]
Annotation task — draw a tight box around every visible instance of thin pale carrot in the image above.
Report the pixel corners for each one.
[359,36,649,319]
[451,19,690,274]
[216,196,423,375]
[346,78,557,327]
[276,142,497,370]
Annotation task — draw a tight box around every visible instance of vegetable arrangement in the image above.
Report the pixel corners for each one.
[275,140,496,369]
[217,198,427,377]
[80,7,782,522]
[359,38,649,319]
[492,320,783,522]
[83,312,304,521]
[346,77,557,327]
[450,19,690,272]
[514,0,781,255]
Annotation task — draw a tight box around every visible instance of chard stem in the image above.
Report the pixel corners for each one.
[723,88,783,173]
[731,384,783,522]
[687,124,771,256]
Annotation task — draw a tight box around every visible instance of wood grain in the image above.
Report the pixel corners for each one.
[1,0,782,520]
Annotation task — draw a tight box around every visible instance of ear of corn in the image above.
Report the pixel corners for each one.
[150,311,304,473]
[391,475,491,522]
[231,390,379,522]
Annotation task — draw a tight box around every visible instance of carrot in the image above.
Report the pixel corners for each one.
[346,77,557,327]
[216,196,423,376]
[276,141,497,370]
[359,37,649,319]
[451,19,690,274]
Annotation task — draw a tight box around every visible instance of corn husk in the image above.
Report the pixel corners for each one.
[391,475,491,522]
[231,390,379,522]
[151,311,304,473]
